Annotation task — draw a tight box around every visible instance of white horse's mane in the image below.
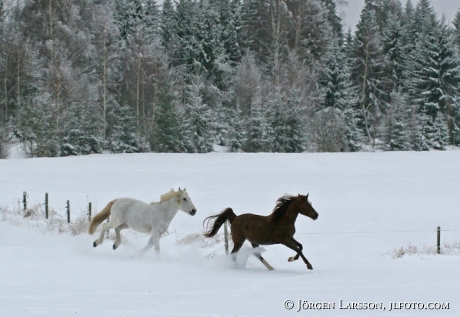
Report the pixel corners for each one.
[150,189,180,205]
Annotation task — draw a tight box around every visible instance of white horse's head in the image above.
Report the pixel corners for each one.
[177,187,197,216]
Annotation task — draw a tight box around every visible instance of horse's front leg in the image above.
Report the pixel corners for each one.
[287,238,303,262]
[138,231,160,257]
[282,237,313,270]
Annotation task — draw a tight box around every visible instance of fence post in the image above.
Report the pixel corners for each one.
[224,220,229,255]
[22,191,27,212]
[66,200,70,223]
[88,202,92,222]
[437,226,441,254]
[45,193,49,219]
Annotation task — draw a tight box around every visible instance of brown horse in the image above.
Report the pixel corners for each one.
[203,194,318,270]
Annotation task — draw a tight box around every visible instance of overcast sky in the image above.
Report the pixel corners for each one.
[340,0,460,31]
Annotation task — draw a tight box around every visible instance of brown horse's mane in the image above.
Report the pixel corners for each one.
[271,195,298,220]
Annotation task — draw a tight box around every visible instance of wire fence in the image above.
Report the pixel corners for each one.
[3,191,459,259]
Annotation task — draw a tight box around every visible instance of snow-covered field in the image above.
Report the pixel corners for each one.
[0,151,459,317]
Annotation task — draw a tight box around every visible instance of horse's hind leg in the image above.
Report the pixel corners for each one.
[93,217,123,248]
[230,239,244,264]
[93,222,111,247]
[113,224,128,250]
[251,243,274,270]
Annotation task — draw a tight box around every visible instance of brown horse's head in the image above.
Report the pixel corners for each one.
[297,193,318,220]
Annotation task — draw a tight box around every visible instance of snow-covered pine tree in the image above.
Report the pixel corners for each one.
[343,107,365,152]
[406,105,429,151]
[160,0,177,53]
[454,8,460,45]
[317,38,363,151]
[382,12,405,89]
[319,0,344,44]
[243,106,271,152]
[268,89,288,152]
[232,53,262,116]
[280,88,306,153]
[422,112,449,150]
[107,105,148,153]
[114,0,143,41]
[226,105,245,152]
[243,85,272,152]
[60,84,103,156]
[351,5,389,146]
[405,5,460,147]
[143,0,160,40]
[380,90,411,151]
[181,80,214,153]
[90,1,122,144]
[150,75,183,153]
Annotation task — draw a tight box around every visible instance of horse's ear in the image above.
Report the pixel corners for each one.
[178,187,181,192]
[306,193,309,199]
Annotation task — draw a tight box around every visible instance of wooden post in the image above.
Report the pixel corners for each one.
[22,191,27,212]
[437,226,441,254]
[224,220,229,255]
[88,202,92,222]
[45,193,49,219]
[66,200,70,223]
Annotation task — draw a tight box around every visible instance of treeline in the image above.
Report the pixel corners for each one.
[0,0,460,157]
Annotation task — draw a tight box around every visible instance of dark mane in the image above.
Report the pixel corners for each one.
[271,195,297,220]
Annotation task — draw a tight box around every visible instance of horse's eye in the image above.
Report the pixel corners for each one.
[183,198,187,201]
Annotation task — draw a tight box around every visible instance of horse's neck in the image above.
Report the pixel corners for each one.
[282,207,300,224]
[155,197,180,222]
[269,207,299,225]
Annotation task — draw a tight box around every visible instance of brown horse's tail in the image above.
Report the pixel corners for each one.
[88,200,116,235]
[203,208,236,238]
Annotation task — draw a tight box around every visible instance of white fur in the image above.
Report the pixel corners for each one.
[93,188,196,256]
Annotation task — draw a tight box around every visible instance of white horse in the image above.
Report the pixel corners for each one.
[88,188,197,255]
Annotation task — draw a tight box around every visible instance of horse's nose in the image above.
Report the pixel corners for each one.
[190,209,197,216]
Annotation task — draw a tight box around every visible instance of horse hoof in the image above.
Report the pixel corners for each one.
[288,257,294,262]
[307,265,313,270]
[113,244,118,250]
[93,241,98,248]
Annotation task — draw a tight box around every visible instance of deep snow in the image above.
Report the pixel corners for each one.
[0,151,459,316]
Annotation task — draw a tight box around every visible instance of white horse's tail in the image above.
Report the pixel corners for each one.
[88,200,116,235]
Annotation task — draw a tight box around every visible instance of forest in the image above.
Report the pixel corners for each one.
[0,0,460,157]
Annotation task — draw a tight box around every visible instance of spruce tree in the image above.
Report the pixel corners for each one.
[380,90,411,151]
[151,78,183,153]
[107,105,147,153]
[243,89,272,152]
[160,0,177,53]
[318,38,363,151]
[114,0,143,41]
[406,15,460,146]
[383,12,405,89]
[281,89,307,152]
[351,5,389,146]
[422,113,449,150]
[181,81,214,153]
[226,105,245,152]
